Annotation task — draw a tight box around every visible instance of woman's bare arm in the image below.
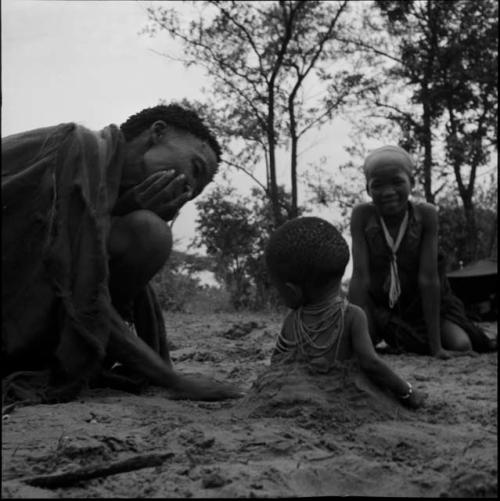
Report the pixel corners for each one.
[107,307,241,400]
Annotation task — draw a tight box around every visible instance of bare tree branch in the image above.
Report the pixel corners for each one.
[209,1,267,80]
[335,34,403,65]
[221,158,267,192]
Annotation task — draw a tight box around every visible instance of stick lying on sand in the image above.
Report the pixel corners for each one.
[21,452,175,488]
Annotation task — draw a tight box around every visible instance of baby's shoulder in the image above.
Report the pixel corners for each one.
[343,301,367,332]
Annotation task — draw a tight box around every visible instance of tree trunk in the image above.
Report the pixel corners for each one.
[462,197,478,263]
[267,88,281,226]
[488,214,497,258]
[421,0,437,204]
[446,105,479,264]
[421,90,435,203]
[289,98,298,219]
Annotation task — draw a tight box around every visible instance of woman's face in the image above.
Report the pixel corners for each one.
[366,164,413,216]
[141,127,218,200]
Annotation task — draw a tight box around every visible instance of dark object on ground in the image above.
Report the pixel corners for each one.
[221,321,264,339]
[447,258,497,321]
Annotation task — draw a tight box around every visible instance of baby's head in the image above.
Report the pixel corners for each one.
[265,217,349,308]
[363,145,415,216]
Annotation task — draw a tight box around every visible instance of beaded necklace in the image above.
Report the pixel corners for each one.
[290,294,346,359]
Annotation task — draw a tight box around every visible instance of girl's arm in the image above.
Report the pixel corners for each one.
[417,204,449,359]
[348,204,377,342]
[350,305,424,408]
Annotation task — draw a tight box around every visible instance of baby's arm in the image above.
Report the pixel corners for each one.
[348,204,377,342]
[350,304,424,408]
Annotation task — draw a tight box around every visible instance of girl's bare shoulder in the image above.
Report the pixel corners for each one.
[413,201,438,227]
[413,201,438,218]
[352,202,376,222]
[344,302,367,330]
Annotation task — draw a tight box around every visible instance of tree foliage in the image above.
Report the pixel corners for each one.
[150,250,203,312]
[438,177,497,269]
[143,0,367,225]
[335,0,497,262]
[143,0,497,298]
[378,0,497,261]
[192,183,299,309]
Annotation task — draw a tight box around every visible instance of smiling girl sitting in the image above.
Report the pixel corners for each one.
[348,145,494,359]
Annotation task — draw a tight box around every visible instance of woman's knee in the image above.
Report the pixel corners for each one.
[109,210,172,266]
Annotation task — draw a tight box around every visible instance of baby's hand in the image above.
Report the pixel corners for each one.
[402,388,426,409]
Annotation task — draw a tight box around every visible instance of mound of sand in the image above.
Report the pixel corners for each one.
[238,357,408,427]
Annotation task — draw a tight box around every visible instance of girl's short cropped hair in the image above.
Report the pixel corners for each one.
[265,217,349,288]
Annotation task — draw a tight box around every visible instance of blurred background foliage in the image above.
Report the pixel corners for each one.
[144,0,497,312]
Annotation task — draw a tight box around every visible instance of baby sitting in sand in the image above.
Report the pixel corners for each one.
[263,216,424,410]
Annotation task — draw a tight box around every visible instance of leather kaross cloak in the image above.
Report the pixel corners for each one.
[2,123,168,394]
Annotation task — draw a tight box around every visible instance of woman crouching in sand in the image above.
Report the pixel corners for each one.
[262,216,425,412]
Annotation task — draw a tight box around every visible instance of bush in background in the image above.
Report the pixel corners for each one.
[151,263,201,312]
[438,180,497,270]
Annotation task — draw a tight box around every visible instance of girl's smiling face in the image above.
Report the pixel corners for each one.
[366,163,413,216]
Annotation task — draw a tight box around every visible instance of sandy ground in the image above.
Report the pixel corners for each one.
[2,312,497,498]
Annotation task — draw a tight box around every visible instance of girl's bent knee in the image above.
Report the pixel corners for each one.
[452,338,473,352]
[441,320,472,352]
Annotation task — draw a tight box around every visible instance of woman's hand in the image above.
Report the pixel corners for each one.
[113,170,193,221]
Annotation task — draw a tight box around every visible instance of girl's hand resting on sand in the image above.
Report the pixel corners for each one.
[432,348,454,360]
[432,347,477,360]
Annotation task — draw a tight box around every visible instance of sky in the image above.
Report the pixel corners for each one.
[2,0,354,256]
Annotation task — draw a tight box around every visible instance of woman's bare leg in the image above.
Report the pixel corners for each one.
[108,210,172,317]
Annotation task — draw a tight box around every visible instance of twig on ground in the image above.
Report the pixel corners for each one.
[2,403,18,416]
[20,452,175,488]
[2,399,33,416]
[306,452,338,462]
